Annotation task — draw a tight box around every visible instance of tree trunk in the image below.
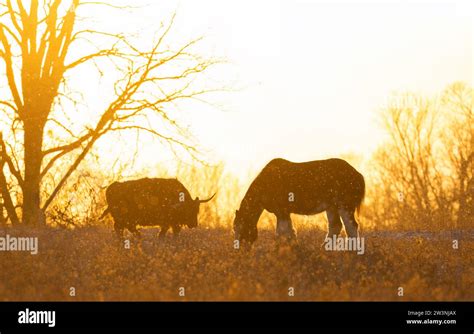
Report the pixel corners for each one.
[0,170,19,225]
[0,202,5,225]
[22,120,45,225]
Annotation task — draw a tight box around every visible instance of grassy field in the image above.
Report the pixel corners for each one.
[0,224,472,301]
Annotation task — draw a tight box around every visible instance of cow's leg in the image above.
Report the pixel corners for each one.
[112,213,125,239]
[276,213,296,240]
[172,225,181,237]
[338,208,359,238]
[326,207,343,239]
[159,225,170,238]
[114,222,124,239]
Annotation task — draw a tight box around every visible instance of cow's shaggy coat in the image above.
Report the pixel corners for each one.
[102,178,214,237]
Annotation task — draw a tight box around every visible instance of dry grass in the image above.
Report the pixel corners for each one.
[0,224,472,301]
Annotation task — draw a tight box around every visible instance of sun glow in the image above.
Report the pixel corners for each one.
[86,0,472,176]
[1,0,471,179]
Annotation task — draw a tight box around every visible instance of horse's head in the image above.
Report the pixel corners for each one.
[233,209,258,245]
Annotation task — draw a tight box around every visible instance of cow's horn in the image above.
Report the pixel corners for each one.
[196,193,216,204]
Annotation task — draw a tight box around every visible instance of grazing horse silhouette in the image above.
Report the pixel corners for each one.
[233,158,365,244]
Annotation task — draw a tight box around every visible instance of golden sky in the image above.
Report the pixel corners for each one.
[134,0,472,175]
[3,0,472,177]
[179,0,472,174]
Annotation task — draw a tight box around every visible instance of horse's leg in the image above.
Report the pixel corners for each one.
[159,225,170,238]
[276,213,296,240]
[338,207,359,238]
[326,207,343,239]
[172,225,181,238]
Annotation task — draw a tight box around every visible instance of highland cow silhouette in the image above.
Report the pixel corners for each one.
[101,178,215,237]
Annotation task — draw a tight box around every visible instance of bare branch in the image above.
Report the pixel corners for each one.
[0,133,24,187]
[0,25,23,113]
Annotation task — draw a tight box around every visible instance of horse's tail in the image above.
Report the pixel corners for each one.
[99,207,110,220]
[355,173,365,218]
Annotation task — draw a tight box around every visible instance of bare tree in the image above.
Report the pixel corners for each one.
[440,83,473,228]
[370,83,473,230]
[373,94,440,228]
[0,0,218,225]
